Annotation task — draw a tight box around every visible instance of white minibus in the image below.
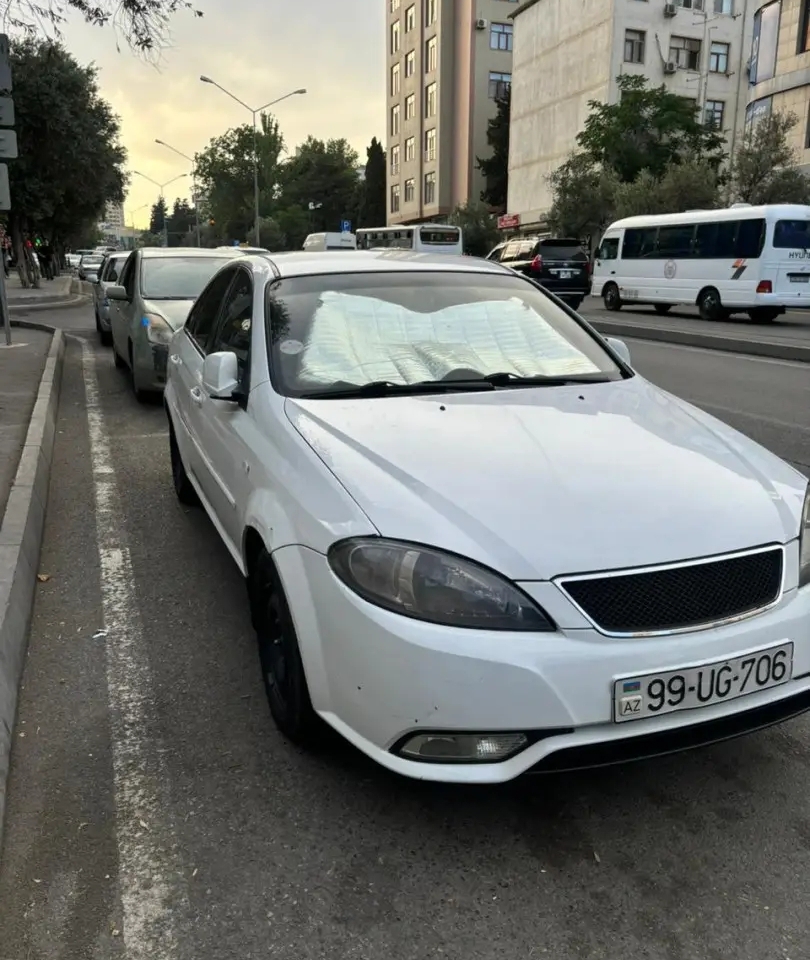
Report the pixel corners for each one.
[591,204,810,322]
[303,232,357,252]
[355,224,463,255]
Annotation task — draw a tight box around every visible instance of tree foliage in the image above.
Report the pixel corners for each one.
[357,137,386,229]
[577,74,725,183]
[613,159,720,220]
[7,39,126,279]
[477,87,510,210]
[149,196,167,235]
[547,155,619,244]
[2,0,202,51]
[727,111,810,205]
[279,136,360,234]
[447,201,500,257]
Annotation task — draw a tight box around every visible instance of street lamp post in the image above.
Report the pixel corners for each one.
[132,171,188,247]
[154,139,202,247]
[199,77,306,247]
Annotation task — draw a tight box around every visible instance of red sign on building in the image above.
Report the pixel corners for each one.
[497,213,520,230]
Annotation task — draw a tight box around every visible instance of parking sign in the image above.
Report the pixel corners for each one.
[341,220,351,233]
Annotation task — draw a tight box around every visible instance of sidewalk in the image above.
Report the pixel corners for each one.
[5,274,74,307]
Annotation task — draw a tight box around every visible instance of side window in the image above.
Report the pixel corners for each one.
[623,228,658,259]
[736,218,765,258]
[118,254,134,293]
[210,269,253,389]
[501,240,521,263]
[598,237,619,260]
[657,224,695,259]
[695,221,738,259]
[185,267,238,354]
[106,258,121,283]
[486,245,504,262]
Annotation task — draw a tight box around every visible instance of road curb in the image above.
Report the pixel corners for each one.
[588,319,810,363]
[8,294,87,313]
[0,328,65,846]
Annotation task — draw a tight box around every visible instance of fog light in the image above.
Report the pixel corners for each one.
[398,732,529,763]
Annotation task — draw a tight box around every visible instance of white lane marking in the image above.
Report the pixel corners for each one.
[621,335,810,369]
[80,339,188,959]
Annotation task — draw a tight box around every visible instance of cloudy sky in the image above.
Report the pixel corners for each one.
[60,0,386,228]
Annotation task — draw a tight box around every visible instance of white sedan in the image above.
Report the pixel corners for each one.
[164,250,810,783]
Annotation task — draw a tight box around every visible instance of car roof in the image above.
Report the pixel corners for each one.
[139,247,243,260]
[242,250,512,278]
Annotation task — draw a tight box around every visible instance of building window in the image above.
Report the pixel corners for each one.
[391,184,401,214]
[391,20,400,54]
[391,63,401,95]
[425,0,437,26]
[425,81,437,118]
[800,0,810,54]
[426,35,438,72]
[490,22,513,51]
[714,0,733,11]
[488,71,511,99]
[669,35,701,70]
[425,127,436,161]
[391,143,400,174]
[404,178,415,203]
[676,0,704,8]
[391,104,400,136]
[624,29,645,64]
[709,41,729,73]
[405,136,415,161]
[704,99,725,130]
[424,171,436,205]
[405,3,415,30]
[390,0,400,10]
[405,93,416,120]
[405,50,415,77]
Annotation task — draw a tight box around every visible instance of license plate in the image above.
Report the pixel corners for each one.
[613,642,793,723]
[789,274,809,283]
[558,270,573,279]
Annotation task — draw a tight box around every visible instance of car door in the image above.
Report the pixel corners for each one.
[110,253,136,359]
[193,266,255,551]
[169,265,241,513]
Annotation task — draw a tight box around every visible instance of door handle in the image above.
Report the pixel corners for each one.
[190,386,204,406]
[169,354,182,367]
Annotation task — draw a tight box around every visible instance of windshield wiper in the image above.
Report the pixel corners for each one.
[474,372,614,387]
[298,379,497,400]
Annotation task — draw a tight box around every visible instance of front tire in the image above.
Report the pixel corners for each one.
[249,549,322,745]
[603,283,621,311]
[129,343,150,404]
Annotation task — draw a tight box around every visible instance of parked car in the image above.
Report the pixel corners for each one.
[93,251,131,347]
[107,247,242,401]
[164,250,810,783]
[487,236,591,310]
[78,253,105,283]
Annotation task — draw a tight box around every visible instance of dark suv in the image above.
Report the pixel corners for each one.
[486,236,591,310]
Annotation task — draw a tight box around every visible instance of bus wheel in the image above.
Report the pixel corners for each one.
[603,283,621,311]
[747,308,780,323]
[697,287,723,321]
[653,304,672,315]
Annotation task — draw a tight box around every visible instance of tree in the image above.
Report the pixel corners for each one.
[547,155,618,245]
[447,201,500,257]
[150,197,168,237]
[728,111,810,205]
[279,137,360,234]
[357,137,386,228]
[477,87,510,210]
[612,159,720,220]
[577,74,725,183]
[166,198,197,245]
[3,0,202,51]
[7,39,126,284]
[195,114,285,243]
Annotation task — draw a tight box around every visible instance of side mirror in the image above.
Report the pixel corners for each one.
[106,284,129,301]
[203,350,240,400]
[605,337,631,366]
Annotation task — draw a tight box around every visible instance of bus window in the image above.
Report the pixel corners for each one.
[694,221,737,258]
[623,227,658,259]
[737,219,765,258]
[419,227,460,245]
[657,224,695,259]
[598,237,619,260]
[773,219,810,248]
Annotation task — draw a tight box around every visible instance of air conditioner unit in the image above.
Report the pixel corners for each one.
[475,18,487,30]
[664,2,677,16]
[664,60,678,74]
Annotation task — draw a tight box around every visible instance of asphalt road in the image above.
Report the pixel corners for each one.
[0,302,809,960]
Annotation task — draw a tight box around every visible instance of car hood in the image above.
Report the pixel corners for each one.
[284,377,807,580]
[143,299,195,330]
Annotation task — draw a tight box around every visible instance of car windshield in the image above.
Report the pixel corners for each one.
[140,256,233,300]
[265,271,625,398]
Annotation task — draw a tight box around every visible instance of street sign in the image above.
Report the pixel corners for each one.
[498,213,520,230]
[0,36,11,93]
[0,129,17,159]
[0,164,9,211]
[0,97,14,127]
[341,219,352,233]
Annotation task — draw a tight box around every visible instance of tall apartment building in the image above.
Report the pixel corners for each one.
[746,0,810,173]
[507,0,752,231]
[385,0,517,225]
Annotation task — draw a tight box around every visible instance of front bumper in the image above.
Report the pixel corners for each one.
[275,544,810,783]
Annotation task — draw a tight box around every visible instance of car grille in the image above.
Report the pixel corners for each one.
[559,546,783,635]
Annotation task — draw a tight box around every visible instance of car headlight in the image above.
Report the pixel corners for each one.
[142,314,173,345]
[328,538,554,631]
[800,486,810,587]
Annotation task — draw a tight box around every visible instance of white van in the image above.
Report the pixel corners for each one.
[303,232,357,252]
[356,224,463,255]
[591,203,810,322]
